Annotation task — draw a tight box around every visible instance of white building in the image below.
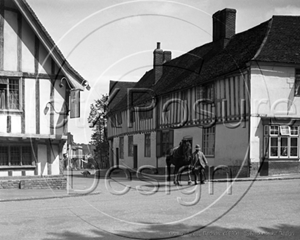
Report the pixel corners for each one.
[0,0,89,187]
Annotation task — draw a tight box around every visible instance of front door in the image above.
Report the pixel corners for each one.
[133,145,138,169]
[115,148,119,168]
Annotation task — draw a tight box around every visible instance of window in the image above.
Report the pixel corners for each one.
[0,145,33,166]
[156,130,174,157]
[110,115,116,127]
[129,108,135,123]
[264,125,299,159]
[203,84,214,100]
[162,131,171,156]
[128,136,133,157]
[295,69,300,96]
[119,137,124,159]
[0,78,20,110]
[202,126,215,156]
[117,112,122,125]
[145,133,151,157]
[139,108,153,120]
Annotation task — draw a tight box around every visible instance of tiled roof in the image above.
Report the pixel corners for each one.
[108,80,136,111]
[109,14,300,113]
[253,16,300,64]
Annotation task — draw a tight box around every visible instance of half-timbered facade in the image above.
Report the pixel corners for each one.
[107,8,300,177]
[0,0,88,180]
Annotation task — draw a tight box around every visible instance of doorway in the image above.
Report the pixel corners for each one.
[133,145,138,169]
[115,148,119,168]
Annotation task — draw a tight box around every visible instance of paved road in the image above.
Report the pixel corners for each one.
[0,175,300,240]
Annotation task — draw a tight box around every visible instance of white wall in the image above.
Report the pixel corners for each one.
[39,79,51,135]
[51,145,60,175]
[250,63,300,163]
[25,78,36,134]
[38,144,48,176]
[215,122,249,167]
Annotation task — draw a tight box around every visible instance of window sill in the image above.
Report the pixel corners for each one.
[0,165,36,169]
[265,158,299,161]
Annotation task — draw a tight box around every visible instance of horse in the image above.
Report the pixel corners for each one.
[166,139,193,185]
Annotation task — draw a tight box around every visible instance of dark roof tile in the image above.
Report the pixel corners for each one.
[110,15,300,113]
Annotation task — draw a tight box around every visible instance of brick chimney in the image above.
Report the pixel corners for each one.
[153,42,163,84]
[163,51,172,63]
[213,8,236,48]
[153,43,172,84]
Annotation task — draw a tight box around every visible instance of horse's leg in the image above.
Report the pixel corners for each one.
[174,165,182,186]
[166,156,171,182]
[187,165,192,185]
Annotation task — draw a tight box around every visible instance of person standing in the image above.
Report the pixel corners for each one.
[191,144,208,184]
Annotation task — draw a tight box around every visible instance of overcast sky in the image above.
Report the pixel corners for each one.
[26,0,300,144]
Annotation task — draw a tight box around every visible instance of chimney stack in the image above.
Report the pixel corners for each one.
[153,42,172,84]
[163,51,172,63]
[213,8,236,48]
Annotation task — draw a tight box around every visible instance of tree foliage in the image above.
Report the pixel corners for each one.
[88,94,109,168]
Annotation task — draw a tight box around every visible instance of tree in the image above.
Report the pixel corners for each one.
[88,94,109,169]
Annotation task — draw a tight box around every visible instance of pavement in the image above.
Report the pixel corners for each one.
[0,170,300,202]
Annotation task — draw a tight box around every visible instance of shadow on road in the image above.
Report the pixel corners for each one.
[44,223,299,240]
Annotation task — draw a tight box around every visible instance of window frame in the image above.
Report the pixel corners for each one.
[0,77,22,112]
[144,133,151,157]
[128,135,133,157]
[119,137,124,159]
[0,144,34,166]
[202,126,215,157]
[265,125,299,159]
[156,129,174,157]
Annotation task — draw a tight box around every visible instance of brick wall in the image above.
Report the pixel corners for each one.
[0,176,67,189]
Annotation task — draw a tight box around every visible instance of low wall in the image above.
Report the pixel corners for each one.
[259,161,300,176]
[0,176,67,189]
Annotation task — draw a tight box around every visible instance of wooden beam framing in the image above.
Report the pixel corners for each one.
[35,78,40,134]
[0,0,4,70]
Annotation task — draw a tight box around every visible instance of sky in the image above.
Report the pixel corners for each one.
[26,0,300,144]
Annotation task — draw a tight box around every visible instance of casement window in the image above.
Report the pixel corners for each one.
[138,101,154,120]
[202,126,215,156]
[0,78,20,110]
[144,133,151,157]
[119,137,124,159]
[117,112,122,125]
[156,130,174,157]
[161,95,171,124]
[128,136,133,157]
[139,108,153,120]
[110,115,116,127]
[129,109,135,123]
[264,125,299,158]
[0,145,33,166]
[295,69,300,96]
[202,84,214,100]
[196,85,213,100]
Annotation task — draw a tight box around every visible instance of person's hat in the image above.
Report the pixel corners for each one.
[195,144,201,150]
